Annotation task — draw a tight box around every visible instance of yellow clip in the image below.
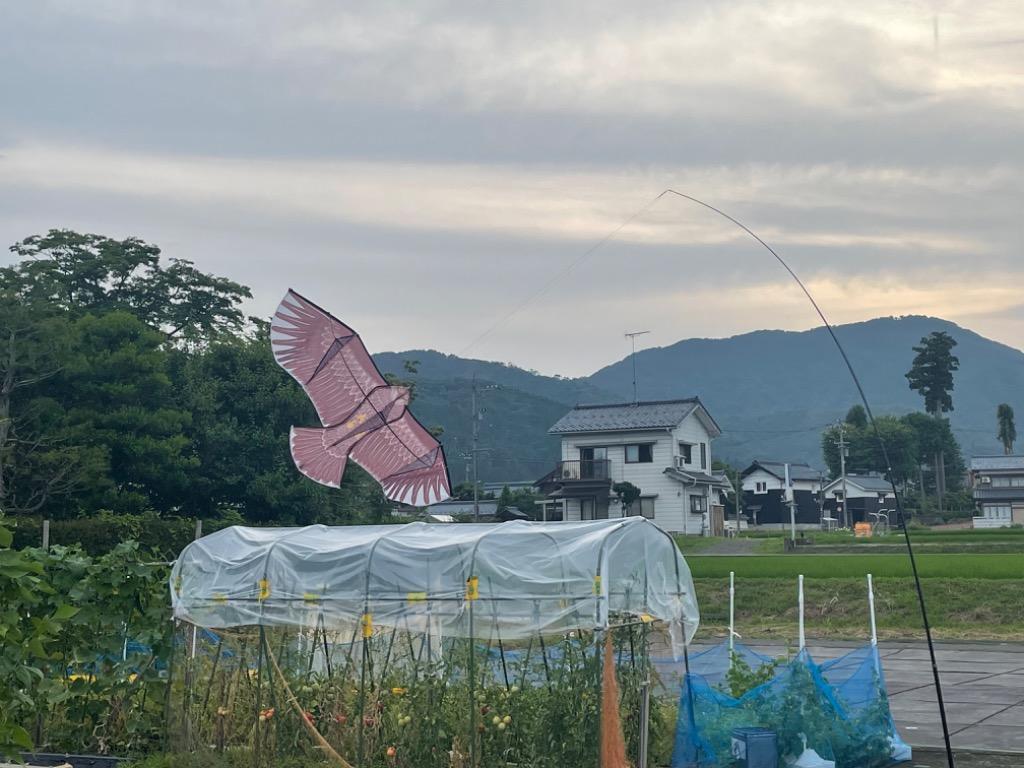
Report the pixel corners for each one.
[639,613,654,624]
[303,592,319,604]
[593,575,602,595]
[213,593,227,604]
[407,591,427,604]
[258,579,270,601]
[466,576,479,601]
[361,613,373,638]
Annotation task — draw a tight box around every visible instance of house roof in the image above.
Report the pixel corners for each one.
[425,500,499,516]
[822,474,894,493]
[664,467,733,489]
[970,455,1024,472]
[548,398,720,437]
[742,460,822,482]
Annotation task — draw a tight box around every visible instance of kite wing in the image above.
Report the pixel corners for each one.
[271,289,385,427]
[351,412,451,506]
[271,289,452,506]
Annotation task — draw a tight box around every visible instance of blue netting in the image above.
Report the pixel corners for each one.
[668,642,910,767]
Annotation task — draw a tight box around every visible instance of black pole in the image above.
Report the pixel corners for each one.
[662,189,957,768]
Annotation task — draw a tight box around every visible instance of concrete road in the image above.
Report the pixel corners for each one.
[726,639,1024,755]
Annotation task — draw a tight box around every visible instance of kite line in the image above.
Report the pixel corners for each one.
[462,188,957,768]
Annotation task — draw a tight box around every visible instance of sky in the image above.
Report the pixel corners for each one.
[1,0,1022,377]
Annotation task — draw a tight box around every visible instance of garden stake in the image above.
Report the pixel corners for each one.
[266,638,355,768]
[200,636,224,716]
[538,632,553,691]
[254,625,267,766]
[487,577,510,690]
[518,634,534,690]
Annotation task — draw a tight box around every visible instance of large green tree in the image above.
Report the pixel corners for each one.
[997,403,1016,455]
[821,408,964,492]
[8,230,251,344]
[905,331,959,416]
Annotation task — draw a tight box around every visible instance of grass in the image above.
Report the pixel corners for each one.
[686,553,1023,579]
[692,577,1024,641]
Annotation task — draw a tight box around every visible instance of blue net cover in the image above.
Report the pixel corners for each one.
[668,641,911,768]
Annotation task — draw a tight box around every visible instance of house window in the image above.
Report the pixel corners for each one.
[754,481,767,494]
[993,476,1012,488]
[625,443,654,463]
[700,442,707,469]
[984,504,1011,520]
[627,498,656,519]
[690,495,707,514]
[678,443,693,464]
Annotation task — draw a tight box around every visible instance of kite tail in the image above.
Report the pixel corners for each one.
[289,426,359,489]
[600,631,629,768]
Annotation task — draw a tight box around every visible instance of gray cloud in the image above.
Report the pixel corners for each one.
[1,0,1022,376]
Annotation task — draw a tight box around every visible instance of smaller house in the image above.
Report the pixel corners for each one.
[481,480,537,496]
[740,461,823,529]
[821,474,896,527]
[424,500,500,521]
[968,456,1024,528]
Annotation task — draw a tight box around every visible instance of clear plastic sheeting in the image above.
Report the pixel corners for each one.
[170,518,699,643]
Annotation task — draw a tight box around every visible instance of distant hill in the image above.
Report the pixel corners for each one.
[376,317,1024,481]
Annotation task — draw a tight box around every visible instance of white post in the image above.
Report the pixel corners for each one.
[867,573,878,647]
[798,574,805,651]
[190,521,202,659]
[42,519,51,550]
[728,570,736,653]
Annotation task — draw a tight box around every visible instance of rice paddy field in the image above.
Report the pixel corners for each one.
[687,553,1023,579]
[682,527,1024,640]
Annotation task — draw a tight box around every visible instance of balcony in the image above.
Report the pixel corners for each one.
[555,459,611,482]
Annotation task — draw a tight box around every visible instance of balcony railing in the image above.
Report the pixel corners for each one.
[555,459,611,482]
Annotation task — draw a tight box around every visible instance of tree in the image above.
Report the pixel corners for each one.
[844,404,868,429]
[612,481,642,516]
[997,404,1016,455]
[905,331,959,416]
[8,230,251,344]
[177,327,391,524]
[821,416,918,483]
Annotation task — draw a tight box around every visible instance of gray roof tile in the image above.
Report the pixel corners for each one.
[970,455,1024,471]
[744,461,822,482]
[549,399,701,434]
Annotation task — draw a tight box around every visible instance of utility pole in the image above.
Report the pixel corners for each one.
[470,376,500,522]
[837,422,850,529]
[472,375,480,521]
[624,331,650,405]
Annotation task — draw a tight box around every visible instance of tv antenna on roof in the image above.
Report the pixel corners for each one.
[624,330,651,405]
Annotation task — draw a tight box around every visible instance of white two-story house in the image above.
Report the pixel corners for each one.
[536,398,731,535]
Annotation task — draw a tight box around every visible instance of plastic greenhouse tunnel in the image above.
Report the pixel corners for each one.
[168,517,699,768]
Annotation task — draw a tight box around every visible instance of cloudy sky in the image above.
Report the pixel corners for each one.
[2,1,1022,376]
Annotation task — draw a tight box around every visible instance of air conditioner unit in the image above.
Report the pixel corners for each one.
[980,476,991,484]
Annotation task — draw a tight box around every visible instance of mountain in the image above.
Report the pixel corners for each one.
[373,351,617,483]
[375,317,1024,481]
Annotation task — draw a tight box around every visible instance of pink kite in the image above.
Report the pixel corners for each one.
[271,290,451,506]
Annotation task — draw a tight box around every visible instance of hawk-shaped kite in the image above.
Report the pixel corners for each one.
[271,290,451,506]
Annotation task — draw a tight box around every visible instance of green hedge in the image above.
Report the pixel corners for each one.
[9,511,243,557]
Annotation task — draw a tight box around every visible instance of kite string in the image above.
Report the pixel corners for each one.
[459,187,957,768]
[458,191,669,356]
